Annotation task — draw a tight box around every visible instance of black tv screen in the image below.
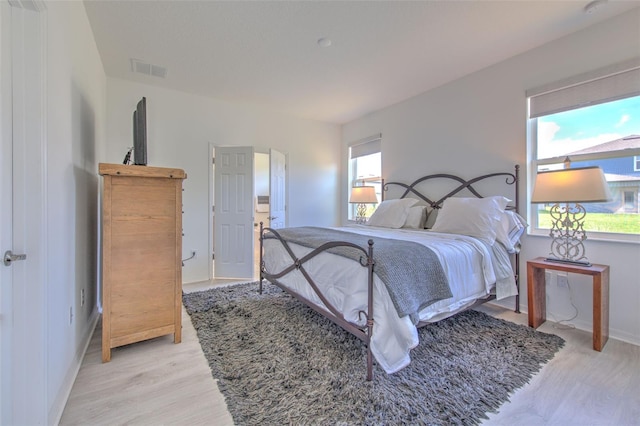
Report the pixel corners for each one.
[133,97,147,165]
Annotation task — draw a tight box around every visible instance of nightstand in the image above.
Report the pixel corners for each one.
[527,257,610,351]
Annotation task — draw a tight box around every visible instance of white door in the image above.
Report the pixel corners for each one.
[269,149,286,229]
[214,146,254,278]
[0,4,11,421]
[0,2,47,424]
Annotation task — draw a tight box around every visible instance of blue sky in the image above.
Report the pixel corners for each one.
[537,95,640,159]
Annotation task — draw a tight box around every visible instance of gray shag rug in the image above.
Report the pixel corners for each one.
[183,282,564,425]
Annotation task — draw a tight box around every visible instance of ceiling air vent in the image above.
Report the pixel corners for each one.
[130,59,167,79]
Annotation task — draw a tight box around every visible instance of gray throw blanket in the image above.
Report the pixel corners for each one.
[265,227,452,324]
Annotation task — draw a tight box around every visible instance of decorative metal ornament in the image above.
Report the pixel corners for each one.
[547,202,590,266]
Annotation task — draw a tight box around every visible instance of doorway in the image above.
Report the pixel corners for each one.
[254,152,270,278]
[209,146,287,280]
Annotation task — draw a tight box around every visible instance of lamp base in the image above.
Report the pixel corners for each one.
[544,257,592,267]
[545,202,592,267]
[355,203,368,224]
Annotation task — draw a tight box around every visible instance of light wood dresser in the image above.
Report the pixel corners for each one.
[99,163,187,362]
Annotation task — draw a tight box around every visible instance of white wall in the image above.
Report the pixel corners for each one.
[44,1,106,422]
[342,9,640,345]
[105,78,341,283]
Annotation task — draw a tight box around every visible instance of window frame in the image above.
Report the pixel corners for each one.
[527,59,640,243]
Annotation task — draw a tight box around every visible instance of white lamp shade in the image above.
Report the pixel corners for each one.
[531,166,612,203]
[349,186,378,204]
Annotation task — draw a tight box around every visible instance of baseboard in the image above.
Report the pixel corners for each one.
[487,300,640,347]
[49,309,100,425]
[569,317,640,347]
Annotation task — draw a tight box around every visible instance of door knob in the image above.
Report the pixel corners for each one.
[4,250,27,266]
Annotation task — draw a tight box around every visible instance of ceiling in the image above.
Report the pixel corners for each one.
[83,0,640,124]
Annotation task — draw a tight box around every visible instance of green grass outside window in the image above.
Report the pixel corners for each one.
[537,209,640,235]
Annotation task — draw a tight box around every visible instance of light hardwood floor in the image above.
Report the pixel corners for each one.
[60,280,640,426]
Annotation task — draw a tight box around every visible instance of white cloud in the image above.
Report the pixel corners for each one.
[537,121,560,146]
[615,114,630,128]
[538,120,621,159]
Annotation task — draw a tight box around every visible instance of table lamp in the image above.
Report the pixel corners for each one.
[531,159,611,266]
[349,186,378,224]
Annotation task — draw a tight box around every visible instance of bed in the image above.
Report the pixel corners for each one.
[259,166,524,380]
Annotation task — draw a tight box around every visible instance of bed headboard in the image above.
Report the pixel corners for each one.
[382,165,520,214]
[382,165,521,313]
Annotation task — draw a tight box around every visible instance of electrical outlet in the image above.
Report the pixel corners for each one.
[69,306,73,324]
[81,288,85,307]
[557,272,569,288]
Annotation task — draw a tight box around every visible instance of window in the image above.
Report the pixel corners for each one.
[623,191,635,212]
[348,135,382,221]
[528,61,640,238]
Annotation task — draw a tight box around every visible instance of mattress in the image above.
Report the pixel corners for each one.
[262,225,517,373]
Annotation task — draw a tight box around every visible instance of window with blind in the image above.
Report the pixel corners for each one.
[527,59,640,238]
[348,135,382,221]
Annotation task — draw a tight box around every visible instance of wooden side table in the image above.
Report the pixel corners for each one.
[527,257,610,351]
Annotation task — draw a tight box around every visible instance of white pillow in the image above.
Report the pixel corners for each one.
[430,196,509,244]
[367,198,418,228]
[495,210,528,253]
[402,206,427,229]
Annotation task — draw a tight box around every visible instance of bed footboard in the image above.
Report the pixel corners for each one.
[259,223,377,380]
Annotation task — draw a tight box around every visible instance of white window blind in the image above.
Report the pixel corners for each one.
[528,59,640,119]
[350,134,381,159]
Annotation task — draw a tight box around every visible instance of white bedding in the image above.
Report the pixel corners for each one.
[262,224,518,374]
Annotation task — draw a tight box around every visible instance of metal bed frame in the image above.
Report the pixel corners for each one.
[259,166,520,381]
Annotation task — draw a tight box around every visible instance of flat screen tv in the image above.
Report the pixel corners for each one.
[132,97,147,165]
